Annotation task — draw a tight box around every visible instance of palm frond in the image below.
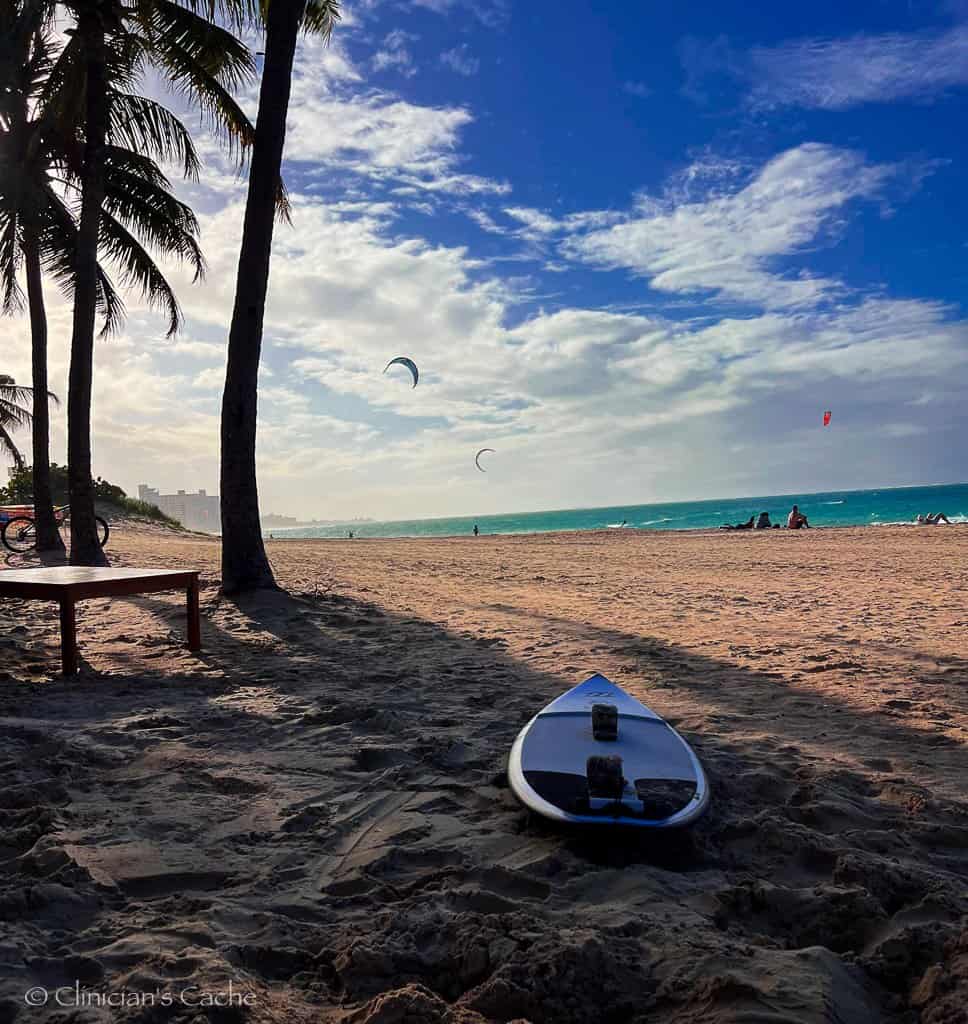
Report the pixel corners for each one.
[0,378,34,428]
[150,37,256,158]
[97,212,183,336]
[102,158,206,281]
[34,184,127,335]
[302,0,340,38]
[95,263,126,337]
[141,0,256,89]
[0,422,26,469]
[102,144,172,190]
[168,0,262,36]
[0,210,24,314]
[36,29,89,132]
[108,92,201,180]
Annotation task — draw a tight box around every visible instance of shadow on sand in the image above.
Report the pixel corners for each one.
[0,579,966,1022]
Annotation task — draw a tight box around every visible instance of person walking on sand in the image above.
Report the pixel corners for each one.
[787,505,810,529]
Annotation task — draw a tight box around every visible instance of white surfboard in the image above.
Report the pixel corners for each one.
[508,673,709,828]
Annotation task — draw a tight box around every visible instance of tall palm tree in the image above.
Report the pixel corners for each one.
[0,375,34,470]
[1,3,210,550]
[59,0,257,564]
[220,0,339,593]
[1,1,61,547]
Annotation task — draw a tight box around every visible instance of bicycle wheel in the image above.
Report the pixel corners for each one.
[2,517,38,553]
[58,516,111,549]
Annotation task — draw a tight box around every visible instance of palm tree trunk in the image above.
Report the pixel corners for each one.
[219,0,305,593]
[23,234,66,552]
[67,7,109,566]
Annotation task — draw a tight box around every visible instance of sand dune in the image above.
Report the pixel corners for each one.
[1,524,966,1022]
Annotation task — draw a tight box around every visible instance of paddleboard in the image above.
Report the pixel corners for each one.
[508,673,709,827]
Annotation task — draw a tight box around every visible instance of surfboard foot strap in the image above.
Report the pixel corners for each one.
[592,703,618,741]
[587,754,624,798]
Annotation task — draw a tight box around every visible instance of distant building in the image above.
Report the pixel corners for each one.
[261,513,302,529]
[138,485,220,533]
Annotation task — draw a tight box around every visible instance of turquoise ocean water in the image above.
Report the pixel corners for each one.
[270,483,968,540]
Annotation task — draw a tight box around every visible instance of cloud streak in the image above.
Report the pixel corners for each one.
[685,24,968,110]
[440,44,480,76]
[564,144,895,309]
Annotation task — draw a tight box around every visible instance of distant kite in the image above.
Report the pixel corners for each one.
[475,448,495,472]
[383,356,418,388]
[823,410,832,427]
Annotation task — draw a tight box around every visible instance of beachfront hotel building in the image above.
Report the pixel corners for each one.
[138,484,220,533]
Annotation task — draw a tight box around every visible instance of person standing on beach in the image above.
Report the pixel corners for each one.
[473,524,479,536]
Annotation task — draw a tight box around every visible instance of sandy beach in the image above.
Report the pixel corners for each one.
[1,524,967,1022]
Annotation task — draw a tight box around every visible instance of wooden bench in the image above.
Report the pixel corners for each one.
[0,567,201,675]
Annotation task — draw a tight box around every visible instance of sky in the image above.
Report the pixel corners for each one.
[3,0,968,521]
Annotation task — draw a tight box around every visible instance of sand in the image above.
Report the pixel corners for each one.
[1,523,967,1023]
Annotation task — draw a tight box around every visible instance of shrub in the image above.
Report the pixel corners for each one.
[0,464,181,528]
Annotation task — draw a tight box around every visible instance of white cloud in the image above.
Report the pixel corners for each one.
[409,0,509,28]
[624,80,652,98]
[685,24,968,111]
[565,144,895,309]
[466,208,508,234]
[748,24,968,110]
[372,29,418,77]
[504,206,560,236]
[440,45,480,76]
[279,38,508,195]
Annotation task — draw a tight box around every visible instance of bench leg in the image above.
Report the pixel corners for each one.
[59,598,77,675]
[187,579,201,651]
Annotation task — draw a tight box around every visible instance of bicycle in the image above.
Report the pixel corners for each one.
[1,505,109,553]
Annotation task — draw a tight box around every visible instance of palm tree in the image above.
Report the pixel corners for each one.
[59,0,256,564]
[0,375,34,470]
[220,0,339,593]
[1,2,210,551]
[0,2,62,547]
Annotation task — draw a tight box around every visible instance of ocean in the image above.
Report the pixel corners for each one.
[270,483,968,540]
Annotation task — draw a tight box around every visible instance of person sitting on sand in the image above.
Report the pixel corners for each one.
[917,512,951,524]
[720,515,755,531]
[787,505,809,529]
[755,511,772,529]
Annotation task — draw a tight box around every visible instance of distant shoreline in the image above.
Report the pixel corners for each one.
[264,521,966,541]
[260,483,967,541]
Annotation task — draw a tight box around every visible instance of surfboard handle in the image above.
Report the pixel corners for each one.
[592,703,618,741]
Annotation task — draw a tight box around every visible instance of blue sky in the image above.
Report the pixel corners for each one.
[3,0,967,519]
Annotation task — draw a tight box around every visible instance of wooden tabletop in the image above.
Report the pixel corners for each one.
[0,566,200,602]
[0,566,203,674]
[0,567,196,586]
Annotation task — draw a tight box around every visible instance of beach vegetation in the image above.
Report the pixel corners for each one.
[0,461,181,526]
